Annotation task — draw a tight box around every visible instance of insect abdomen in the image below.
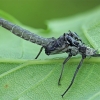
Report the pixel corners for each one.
[0,18,51,46]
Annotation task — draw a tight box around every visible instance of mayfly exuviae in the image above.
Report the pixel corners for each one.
[0,18,100,97]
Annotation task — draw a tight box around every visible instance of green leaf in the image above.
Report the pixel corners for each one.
[0,7,100,100]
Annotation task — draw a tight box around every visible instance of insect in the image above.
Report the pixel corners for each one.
[0,18,100,97]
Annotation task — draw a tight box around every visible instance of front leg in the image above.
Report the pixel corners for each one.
[35,47,43,59]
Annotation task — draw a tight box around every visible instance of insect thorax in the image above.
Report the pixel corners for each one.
[44,37,69,55]
[44,31,97,57]
[44,32,81,56]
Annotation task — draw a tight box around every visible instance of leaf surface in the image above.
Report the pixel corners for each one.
[0,7,100,100]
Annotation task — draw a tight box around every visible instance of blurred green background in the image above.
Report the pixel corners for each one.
[0,0,100,29]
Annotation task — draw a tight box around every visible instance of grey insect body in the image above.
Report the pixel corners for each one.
[0,18,100,97]
[0,18,54,46]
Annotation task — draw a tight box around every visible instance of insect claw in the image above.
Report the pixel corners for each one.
[58,82,61,86]
[58,78,61,85]
[61,94,64,98]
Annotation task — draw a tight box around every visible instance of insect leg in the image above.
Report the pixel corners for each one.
[58,54,72,85]
[35,47,44,59]
[61,56,85,97]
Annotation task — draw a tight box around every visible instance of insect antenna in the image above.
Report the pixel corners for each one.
[61,56,85,98]
[58,54,72,85]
